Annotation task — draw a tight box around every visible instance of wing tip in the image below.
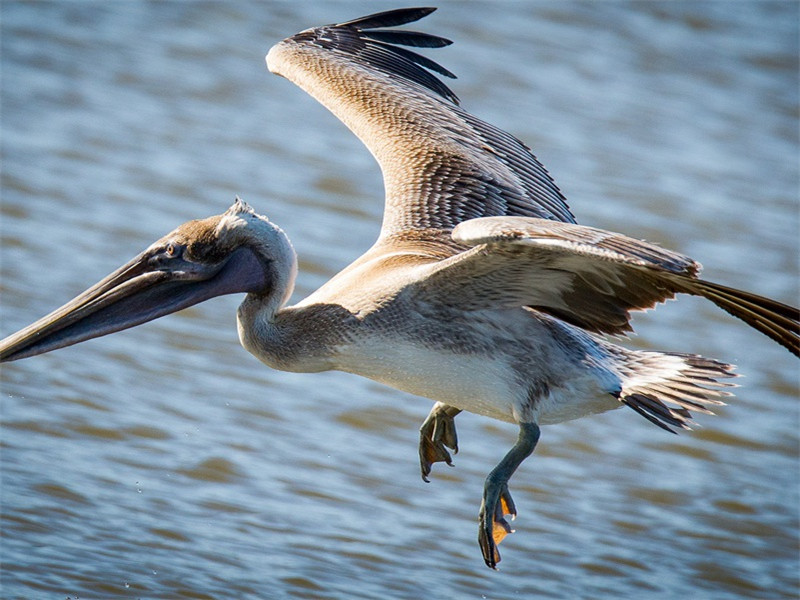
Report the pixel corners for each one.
[336,7,438,29]
[281,6,459,104]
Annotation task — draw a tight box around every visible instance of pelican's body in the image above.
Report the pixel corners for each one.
[251,256,626,426]
[1,8,798,569]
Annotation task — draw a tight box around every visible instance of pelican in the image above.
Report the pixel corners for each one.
[1,7,798,569]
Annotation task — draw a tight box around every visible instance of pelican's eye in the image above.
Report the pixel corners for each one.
[153,242,184,265]
[162,242,186,259]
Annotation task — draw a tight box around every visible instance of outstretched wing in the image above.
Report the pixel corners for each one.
[266,7,575,246]
[406,216,800,355]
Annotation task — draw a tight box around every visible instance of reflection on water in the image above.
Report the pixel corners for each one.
[1,2,797,599]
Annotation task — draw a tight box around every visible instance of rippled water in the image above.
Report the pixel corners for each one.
[1,2,798,599]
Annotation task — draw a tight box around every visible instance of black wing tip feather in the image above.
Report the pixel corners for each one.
[362,30,453,50]
[336,7,438,29]
[315,7,459,104]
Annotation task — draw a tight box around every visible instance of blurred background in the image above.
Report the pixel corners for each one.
[1,2,797,598]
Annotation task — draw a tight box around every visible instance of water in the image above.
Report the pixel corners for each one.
[1,2,797,598]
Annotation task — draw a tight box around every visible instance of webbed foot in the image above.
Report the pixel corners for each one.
[418,403,462,482]
[478,483,517,569]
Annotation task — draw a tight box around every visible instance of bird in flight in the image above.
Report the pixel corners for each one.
[1,7,797,569]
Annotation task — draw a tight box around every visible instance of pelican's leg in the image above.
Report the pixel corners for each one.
[419,402,462,482]
[478,422,540,569]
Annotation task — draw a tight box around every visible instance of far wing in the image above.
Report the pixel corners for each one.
[266,7,575,244]
[407,217,800,355]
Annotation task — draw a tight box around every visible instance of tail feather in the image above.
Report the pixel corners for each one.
[623,393,693,431]
[642,384,718,414]
[620,353,737,433]
[683,279,800,357]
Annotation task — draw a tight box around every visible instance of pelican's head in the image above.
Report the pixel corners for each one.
[0,199,296,362]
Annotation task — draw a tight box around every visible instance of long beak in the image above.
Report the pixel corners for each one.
[0,245,264,362]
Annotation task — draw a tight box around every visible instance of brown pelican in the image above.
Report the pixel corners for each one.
[1,8,798,569]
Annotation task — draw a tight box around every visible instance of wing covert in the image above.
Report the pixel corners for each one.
[400,216,799,354]
[408,216,703,336]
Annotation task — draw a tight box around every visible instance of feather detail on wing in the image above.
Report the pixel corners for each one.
[406,216,800,355]
[266,7,574,242]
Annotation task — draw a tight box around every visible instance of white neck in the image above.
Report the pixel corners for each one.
[232,215,302,369]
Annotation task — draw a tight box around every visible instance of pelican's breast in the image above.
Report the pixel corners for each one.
[337,330,520,423]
